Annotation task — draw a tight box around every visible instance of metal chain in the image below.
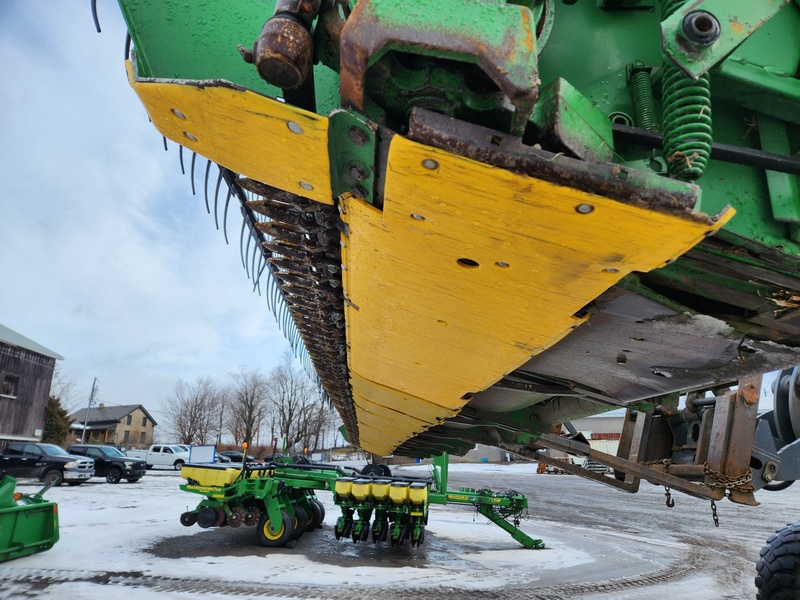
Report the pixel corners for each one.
[642,459,673,467]
[664,486,675,508]
[710,500,719,527]
[702,463,755,491]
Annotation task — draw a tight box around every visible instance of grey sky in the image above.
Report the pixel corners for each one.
[0,3,290,416]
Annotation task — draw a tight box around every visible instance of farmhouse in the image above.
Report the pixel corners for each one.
[68,404,158,448]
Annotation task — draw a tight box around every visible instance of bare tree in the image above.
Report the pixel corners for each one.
[267,353,339,453]
[228,366,271,447]
[162,376,223,445]
[50,365,77,413]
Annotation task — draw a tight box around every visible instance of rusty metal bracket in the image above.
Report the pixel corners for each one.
[338,0,540,136]
[328,109,378,205]
[534,452,641,493]
[407,107,707,220]
[534,433,726,501]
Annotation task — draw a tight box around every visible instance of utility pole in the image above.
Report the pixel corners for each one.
[217,403,224,446]
[81,377,98,444]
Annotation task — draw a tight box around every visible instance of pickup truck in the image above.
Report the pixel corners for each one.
[126,444,191,470]
[67,444,147,483]
[0,443,94,486]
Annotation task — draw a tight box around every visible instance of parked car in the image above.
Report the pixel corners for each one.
[0,443,94,486]
[126,445,191,470]
[67,444,147,483]
[218,451,254,462]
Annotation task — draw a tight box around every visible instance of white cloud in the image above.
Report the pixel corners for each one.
[0,3,289,414]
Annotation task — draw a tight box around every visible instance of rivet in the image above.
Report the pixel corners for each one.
[287,121,304,134]
[604,267,620,273]
[172,109,187,119]
[422,159,439,170]
[411,214,425,221]
[299,181,314,191]
[184,132,198,142]
[495,262,510,268]
[576,204,594,214]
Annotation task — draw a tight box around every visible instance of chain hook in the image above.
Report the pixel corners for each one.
[710,500,719,527]
[664,486,675,508]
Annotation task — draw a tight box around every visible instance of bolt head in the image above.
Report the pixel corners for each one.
[348,126,369,147]
[349,164,369,181]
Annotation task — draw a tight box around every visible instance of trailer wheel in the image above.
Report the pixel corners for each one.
[314,499,326,528]
[756,522,800,599]
[289,505,308,540]
[106,467,122,484]
[180,512,197,527]
[307,499,324,529]
[42,470,63,487]
[257,510,293,547]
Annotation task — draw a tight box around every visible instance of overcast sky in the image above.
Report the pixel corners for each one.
[0,3,291,418]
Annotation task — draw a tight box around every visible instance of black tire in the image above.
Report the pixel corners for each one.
[256,509,293,547]
[361,464,382,476]
[377,463,392,477]
[756,522,800,599]
[763,481,795,492]
[313,499,326,528]
[173,460,184,471]
[289,505,308,541]
[306,499,324,530]
[106,467,123,484]
[126,478,141,483]
[43,469,63,487]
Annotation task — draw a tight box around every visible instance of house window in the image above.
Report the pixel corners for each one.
[123,430,130,442]
[1,374,19,397]
[126,415,132,425]
[142,416,147,427]
[140,432,146,444]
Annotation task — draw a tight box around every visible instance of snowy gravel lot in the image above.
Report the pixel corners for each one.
[1,462,797,599]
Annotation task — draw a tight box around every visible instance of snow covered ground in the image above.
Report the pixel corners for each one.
[1,462,793,599]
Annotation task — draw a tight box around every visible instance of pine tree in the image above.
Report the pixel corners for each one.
[42,395,73,445]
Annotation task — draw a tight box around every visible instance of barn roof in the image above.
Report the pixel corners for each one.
[0,323,63,360]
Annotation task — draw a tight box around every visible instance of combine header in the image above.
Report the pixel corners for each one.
[179,454,543,549]
[95,0,800,595]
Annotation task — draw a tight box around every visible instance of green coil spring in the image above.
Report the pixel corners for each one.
[629,69,658,131]
[660,0,712,180]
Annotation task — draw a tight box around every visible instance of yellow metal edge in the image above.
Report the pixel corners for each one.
[341,134,734,454]
[126,62,333,204]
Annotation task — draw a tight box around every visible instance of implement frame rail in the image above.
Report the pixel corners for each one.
[426,453,544,549]
[179,455,543,549]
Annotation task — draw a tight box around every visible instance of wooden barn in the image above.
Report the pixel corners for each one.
[0,323,63,443]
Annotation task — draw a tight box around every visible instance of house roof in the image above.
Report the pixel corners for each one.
[68,404,158,427]
[0,323,63,360]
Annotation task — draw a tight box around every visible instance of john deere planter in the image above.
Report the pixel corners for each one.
[179,454,543,549]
